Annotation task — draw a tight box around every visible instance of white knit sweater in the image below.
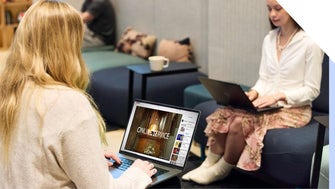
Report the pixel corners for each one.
[0,85,151,189]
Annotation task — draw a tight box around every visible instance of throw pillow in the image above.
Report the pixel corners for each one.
[157,37,193,63]
[115,27,156,59]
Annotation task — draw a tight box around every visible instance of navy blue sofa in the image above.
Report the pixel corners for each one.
[192,54,329,188]
[88,66,205,128]
[83,47,206,129]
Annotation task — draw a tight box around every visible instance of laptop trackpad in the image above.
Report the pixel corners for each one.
[109,167,123,178]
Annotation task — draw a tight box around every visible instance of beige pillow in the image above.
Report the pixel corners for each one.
[115,27,156,59]
[157,37,192,63]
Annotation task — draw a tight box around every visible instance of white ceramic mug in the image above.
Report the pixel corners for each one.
[148,56,169,71]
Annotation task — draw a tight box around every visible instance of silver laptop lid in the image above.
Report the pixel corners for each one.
[119,100,200,169]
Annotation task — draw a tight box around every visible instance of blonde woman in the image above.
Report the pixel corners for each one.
[0,1,156,188]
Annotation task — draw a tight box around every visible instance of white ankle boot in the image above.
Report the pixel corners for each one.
[181,151,221,181]
[190,157,235,185]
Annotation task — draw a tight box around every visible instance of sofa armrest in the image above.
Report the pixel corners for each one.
[81,45,114,52]
[311,115,329,188]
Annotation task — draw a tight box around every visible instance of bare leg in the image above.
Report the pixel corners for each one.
[209,132,227,155]
[223,116,246,165]
[205,116,245,164]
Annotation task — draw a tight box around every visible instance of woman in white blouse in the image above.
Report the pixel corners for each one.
[182,0,324,185]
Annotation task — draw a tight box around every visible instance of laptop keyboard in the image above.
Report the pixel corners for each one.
[114,157,168,176]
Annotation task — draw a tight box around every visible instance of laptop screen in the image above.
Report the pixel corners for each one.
[120,100,200,168]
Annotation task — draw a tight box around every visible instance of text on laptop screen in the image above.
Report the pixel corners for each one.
[120,101,199,167]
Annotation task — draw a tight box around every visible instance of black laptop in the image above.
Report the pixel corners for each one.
[198,77,282,113]
[109,99,200,187]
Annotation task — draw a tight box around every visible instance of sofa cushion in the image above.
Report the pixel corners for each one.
[82,45,114,53]
[88,66,131,128]
[184,84,212,108]
[157,37,192,63]
[115,27,156,59]
[83,50,148,73]
[312,54,329,113]
[259,120,329,187]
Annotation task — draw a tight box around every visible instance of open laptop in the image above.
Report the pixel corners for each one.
[109,99,200,187]
[198,77,282,113]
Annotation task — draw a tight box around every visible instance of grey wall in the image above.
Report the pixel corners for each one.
[60,0,270,86]
[208,0,270,86]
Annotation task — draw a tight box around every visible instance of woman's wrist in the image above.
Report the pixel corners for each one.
[272,93,285,102]
[272,95,278,102]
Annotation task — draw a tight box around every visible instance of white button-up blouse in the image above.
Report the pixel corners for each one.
[252,28,324,108]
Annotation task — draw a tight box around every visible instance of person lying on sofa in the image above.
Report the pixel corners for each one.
[0,1,156,189]
[81,0,116,47]
[182,0,324,185]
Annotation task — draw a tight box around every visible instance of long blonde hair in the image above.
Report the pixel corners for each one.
[0,0,107,162]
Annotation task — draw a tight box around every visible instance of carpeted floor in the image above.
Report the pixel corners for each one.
[151,153,277,189]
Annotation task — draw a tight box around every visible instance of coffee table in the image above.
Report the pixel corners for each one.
[126,62,199,114]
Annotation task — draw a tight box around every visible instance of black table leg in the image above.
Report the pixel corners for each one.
[310,115,329,188]
[310,123,326,188]
[141,75,147,100]
[128,70,134,116]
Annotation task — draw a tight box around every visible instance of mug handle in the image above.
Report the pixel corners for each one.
[163,58,169,68]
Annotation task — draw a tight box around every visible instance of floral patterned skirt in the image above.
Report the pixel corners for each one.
[204,105,311,171]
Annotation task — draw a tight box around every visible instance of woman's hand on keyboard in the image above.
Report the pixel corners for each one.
[132,159,157,177]
[104,151,122,166]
